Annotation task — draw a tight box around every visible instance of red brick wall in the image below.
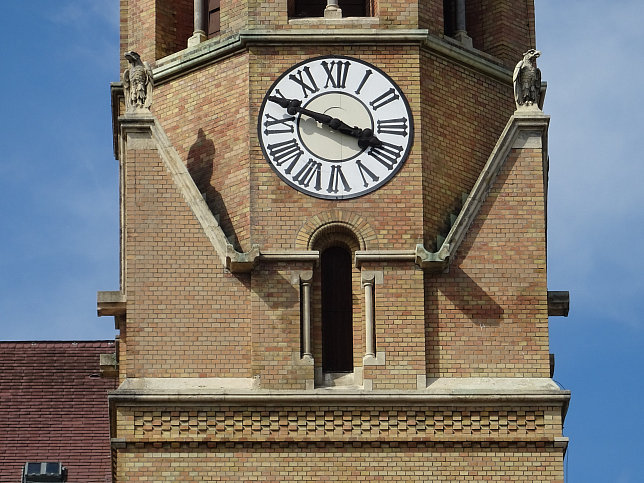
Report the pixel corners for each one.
[121,1,536,67]
[467,0,536,67]
[0,341,116,483]
[156,0,193,58]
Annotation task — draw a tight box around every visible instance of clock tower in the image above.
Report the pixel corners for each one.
[102,0,570,480]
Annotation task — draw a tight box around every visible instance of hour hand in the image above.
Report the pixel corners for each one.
[268,96,382,148]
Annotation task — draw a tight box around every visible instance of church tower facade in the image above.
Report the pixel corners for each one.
[101,0,570,480]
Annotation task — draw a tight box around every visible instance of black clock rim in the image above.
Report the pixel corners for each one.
[257,54,415,201]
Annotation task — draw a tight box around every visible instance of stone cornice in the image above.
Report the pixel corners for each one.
[150,29,514,86]
[259,250,320,263]
[110,389,570,409]
[109,377,569,407]
[354,250,416,267]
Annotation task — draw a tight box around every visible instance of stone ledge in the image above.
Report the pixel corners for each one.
[288,17,380,27]
[110,377,570,406]
[150,29,513,87]
[260,250,320,263]
[548,291,570,317]
[97,291,125,317]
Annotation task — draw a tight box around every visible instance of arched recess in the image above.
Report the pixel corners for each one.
[308,223,363,384]
[296,209,378,252]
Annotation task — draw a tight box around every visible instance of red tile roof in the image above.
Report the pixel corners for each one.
[0,341,117,483]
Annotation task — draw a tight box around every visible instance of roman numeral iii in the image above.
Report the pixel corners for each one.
[376,117,408,137]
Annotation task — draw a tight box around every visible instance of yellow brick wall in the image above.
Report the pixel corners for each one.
[120,1,537,64]
[153,52,252,251]
[121,144,252,378]
[426,146,550,378]
[115,443,564,481]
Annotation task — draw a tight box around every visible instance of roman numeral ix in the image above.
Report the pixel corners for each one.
[263,113,296,135]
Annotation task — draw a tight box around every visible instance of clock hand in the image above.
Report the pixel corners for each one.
[268,96,382,148]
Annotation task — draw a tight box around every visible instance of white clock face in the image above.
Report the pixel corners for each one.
[258,56,414,200]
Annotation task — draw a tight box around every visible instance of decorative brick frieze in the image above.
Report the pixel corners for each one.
[124,405,559,443]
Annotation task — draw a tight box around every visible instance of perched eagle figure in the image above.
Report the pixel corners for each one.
[123,51,153,112]
[513,49,541,108]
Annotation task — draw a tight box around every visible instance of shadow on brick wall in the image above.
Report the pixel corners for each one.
[187,128,241,251]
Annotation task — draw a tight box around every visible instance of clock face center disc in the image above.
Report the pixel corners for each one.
[298,92,372,162]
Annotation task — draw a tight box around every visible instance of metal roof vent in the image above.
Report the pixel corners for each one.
[22,462,67,482]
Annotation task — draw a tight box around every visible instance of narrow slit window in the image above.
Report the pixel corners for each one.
[321,246,353,373]
[207,0,220,37]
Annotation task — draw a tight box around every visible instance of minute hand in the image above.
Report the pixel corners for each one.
[268,96,382,149]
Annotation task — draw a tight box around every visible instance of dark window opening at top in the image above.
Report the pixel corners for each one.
[292,0,369,18]
[443,0,457,37]
[207,0,220,37]
[321,246,353,373]
[294,0,326,17]
[341,0,367,17]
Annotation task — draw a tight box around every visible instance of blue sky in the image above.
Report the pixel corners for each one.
[1,1,642,481]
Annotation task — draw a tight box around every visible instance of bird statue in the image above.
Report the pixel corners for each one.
[123,51,153,112]
[513,49,541,109]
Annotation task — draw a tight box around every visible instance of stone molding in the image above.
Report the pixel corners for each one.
[547,291,570,317]
[110,377,569,405]
[415,110,550,272]
[296,211,378,251]
[150,30,513,86]
[96,291,126,317]
[118,113,259,273]
[259,250,320,263]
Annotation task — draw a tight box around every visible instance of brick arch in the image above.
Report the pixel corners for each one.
[295,210,379,251]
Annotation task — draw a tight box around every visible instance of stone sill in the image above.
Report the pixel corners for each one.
[288,17,380,28]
